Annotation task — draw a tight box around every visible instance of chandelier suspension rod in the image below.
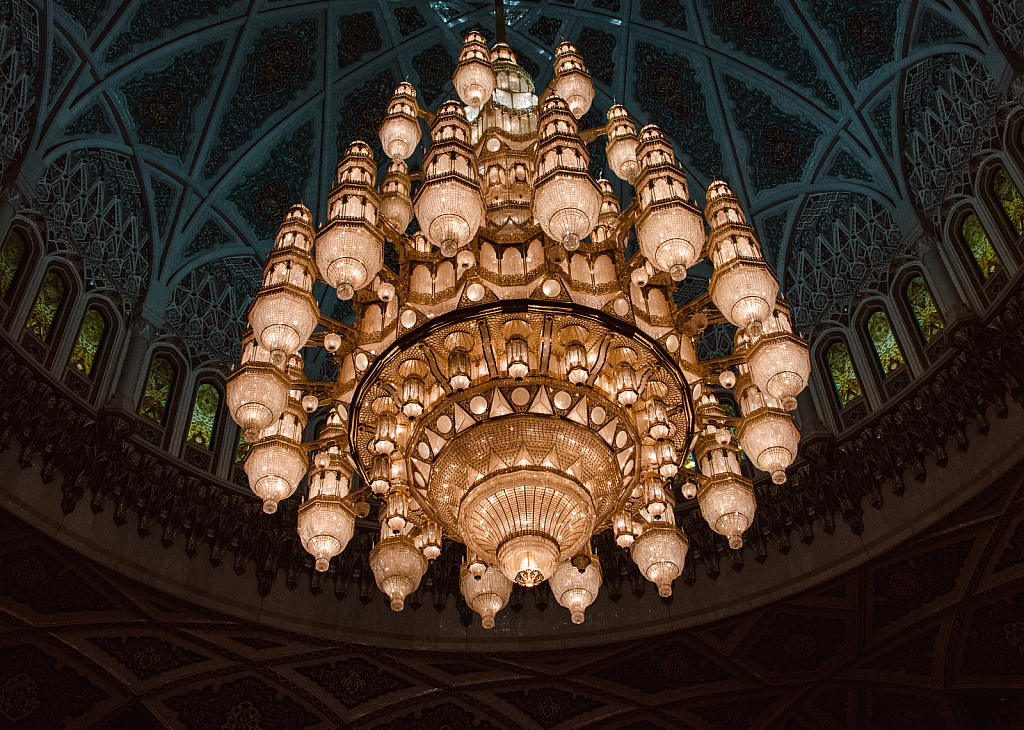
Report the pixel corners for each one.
[493,0,506,43]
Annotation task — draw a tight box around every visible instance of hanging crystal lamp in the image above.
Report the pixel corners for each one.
[226,333,291,442]
[414,102,484,257]
[247,204,319,365]
[634,126,705,280]
[705,180,779,335]
[551,42,594,119]
[550,556,602,624]
[226,31,813,626]
[315,142,384,300]
[454,31,495,108]
[533,96,602,251]
[460,562,512,629]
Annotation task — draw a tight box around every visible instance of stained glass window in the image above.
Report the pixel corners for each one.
[186,383,220,449]
[720,401,744,460]
[993,167,1024,235]
[69,308,106,378]
[867,311,904,376]
[25,271,66,342]
[236,430,250,464]
[962,213,1001,279]
[827,341,862,407]
[0,230,25,299]
[139,356,175,424]
[906,276,944,342]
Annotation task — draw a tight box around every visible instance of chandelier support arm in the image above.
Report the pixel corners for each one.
[421,345,453,395]
[415,106,436,126]
[578,124,609,145]
[477,318,499,376]
[585,332,614,387]
[493,0,506,43]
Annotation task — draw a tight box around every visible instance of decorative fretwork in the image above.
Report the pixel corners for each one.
[785,193,901,335]
[4,280,1024,599]
[988,0,1024,58]
[903,53,997,228]
[165,256,261,366]
[0,0,37,181]
[35,150,150,310]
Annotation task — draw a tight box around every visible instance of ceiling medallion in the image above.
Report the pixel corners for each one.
[226,31,809,628]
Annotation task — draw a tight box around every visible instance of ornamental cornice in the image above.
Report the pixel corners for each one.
[1,276,1023,621]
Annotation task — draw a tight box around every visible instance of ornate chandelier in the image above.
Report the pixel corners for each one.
[226,34,809,628]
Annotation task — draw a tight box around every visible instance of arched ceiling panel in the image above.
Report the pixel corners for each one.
[8,0,1019,360]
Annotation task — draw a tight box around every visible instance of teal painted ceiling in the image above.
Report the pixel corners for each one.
[12,0,1023,365]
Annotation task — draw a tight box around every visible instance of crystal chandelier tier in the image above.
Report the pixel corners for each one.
[227,34,810,628]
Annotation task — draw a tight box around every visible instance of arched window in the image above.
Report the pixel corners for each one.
[25,270,67,342]
[992,167,1024,235]
[826,341,862,407]
[235,429,250,464]
[905,276,944,342]
[0,230,26,300]
[720,401,744,460]
[68,307,107,378]
[186,383,221,450]
[139,355,176,425]
[961,213,1001,279]
[867,311,904,376]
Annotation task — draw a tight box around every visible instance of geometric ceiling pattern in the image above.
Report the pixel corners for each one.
[3,0,1021,363]
[2,458,1023,729]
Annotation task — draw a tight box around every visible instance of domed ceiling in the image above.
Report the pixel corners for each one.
[15,0,1021,369]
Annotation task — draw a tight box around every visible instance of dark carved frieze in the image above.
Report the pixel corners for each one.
[529,17,562,47]
[0,644,108,729]
[688,693,782,730]
[872,94,893,156]
[65,104,111,136]
[633,43,722,179]
[744,612,847,673]
[496,687,605,729]
[150,178,175,237]
[394,7,427,37]
[917,11,963,45]
[703,0,838,109]
[54,0,107,35]
[185,219,232,258]
[805,0,898,86]
[371,701,501,730]
[639,0,687,31]
[337,70,396,161]
[725,76,822,191]
[295,656,411,709]
[862,624,939,676]
[230,636,284,651]
[164,675,320,730]
[961,589,1024,676]
[869,690,949,730]
[0,280,1023,613]
[828,149,874,182]
[122,43,223,159]
[576,28,615,86]
[412,45,456,106]
[0,547,115,614]
[871,538,974,631]
[88,636,208,680]
[104,0,237,61]
[595,638,733,692]
[205,21,318,178]
[228,121,314,240]
[337,12,383,70]
[995,518,1024,572]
